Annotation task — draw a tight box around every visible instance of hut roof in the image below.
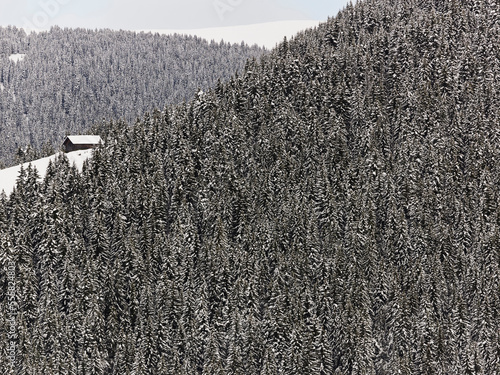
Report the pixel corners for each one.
[63,135,103,145]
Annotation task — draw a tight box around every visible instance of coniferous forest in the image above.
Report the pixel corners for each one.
[1,0,499,373]
[0,27,264,167]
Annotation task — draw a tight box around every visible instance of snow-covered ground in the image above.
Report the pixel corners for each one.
[139,20,321,49]
[9,53,26,63]
[0,149,93,196]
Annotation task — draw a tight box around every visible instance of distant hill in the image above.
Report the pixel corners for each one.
[0,0,498,373]
[139,20,321,49]
[0,26,264,166]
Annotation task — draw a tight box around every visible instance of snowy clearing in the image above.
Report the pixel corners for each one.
[9,53,26,63]
[139,20,321,49]
[0,149,93,196]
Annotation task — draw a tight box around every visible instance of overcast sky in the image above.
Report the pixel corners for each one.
[0,0,350,30]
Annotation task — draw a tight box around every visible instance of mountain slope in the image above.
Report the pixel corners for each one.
[0,0,499,373]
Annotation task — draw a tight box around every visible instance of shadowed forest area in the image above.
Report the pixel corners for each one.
[0,0,499,373]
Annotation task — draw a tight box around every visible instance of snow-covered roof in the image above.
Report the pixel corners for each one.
[64,135,103,145]
[9,53,26,63]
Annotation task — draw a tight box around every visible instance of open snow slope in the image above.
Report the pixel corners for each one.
[0,149,93,196]
[139,20,321,49]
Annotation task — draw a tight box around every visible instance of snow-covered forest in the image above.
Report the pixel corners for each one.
[0,0,499,373]
[0,26,264,167]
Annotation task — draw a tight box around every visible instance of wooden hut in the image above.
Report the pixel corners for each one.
[62,135,103,153]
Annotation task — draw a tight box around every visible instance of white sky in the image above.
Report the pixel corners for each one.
[0,0,350,30]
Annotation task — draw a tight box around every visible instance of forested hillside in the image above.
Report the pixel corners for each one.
[0,26,264,166]
[1,0,499,373]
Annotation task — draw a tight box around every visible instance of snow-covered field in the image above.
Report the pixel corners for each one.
[0,149,93,196]
[139,20,321,49]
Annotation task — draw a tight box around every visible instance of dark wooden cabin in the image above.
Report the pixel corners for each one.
[62,135,103,153]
